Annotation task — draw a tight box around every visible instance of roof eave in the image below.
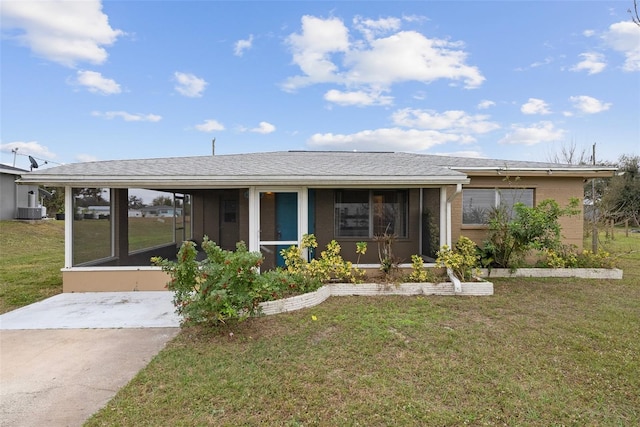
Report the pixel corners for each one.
[17,175,470,188]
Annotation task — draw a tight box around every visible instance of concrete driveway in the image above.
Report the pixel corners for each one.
[0,292,181,427]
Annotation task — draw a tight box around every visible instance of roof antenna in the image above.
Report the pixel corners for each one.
[212,138,216,156]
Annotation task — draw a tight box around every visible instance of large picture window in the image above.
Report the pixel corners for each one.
[335,190,408,238]
[463,188,534,225]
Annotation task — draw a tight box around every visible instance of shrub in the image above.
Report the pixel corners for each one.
[281,235,365,284]
[543,246,617,269]
[407,254,432,282]
[436,236,480,281]
[152,238,269,325]
[480,198,580,269]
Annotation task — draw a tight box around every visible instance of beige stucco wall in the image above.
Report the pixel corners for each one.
[63,268,170,292]
[451,176,585,249]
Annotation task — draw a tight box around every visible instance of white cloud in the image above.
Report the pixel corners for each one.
[75,153,99,162]
[283,15,484,93]
[195,119,225,132]
[283,15,350,91]
[91,111,162,122]
[521,98,551,115]
[0,141,57,159]
[569,95,612,114]
[391,108,500,134]
[432,150,487,159]
[324,89,393,106]
[0,0,123,67]
[173,72,207,97]
[308,127,467,152]
[602,21,640,72]
[234,34,253,56]
[353,15,402,41]
[477,100,496,110]
[571,52,607,75]
[498,121,566,146]
[74,70,121,94]
[250,121,276,134]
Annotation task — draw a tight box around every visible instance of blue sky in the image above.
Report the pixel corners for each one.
[1,0,639,171]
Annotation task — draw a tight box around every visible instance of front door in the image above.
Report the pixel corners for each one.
[259,191,298,269]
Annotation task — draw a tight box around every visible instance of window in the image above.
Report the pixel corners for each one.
[335,190,408,238]
[463,188,534,225]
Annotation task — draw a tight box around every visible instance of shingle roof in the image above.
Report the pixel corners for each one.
[17,151,615,188]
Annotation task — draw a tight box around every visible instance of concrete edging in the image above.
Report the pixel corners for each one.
[479,268,623,279]
[258,281,493,316]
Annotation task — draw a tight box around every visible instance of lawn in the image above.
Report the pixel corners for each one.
[0,220,64,313]
[84,231,640,426]
[1,221,638,424]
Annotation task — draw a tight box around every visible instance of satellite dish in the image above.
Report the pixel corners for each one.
[28,155,39,171]
[39,188,53,198]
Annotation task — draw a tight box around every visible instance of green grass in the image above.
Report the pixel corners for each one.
[85,231,640,426]
[0,220,64,313]
[1,221,638,424]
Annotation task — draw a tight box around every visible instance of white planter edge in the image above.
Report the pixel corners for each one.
[479,267,623,279]
[258,281,493,316]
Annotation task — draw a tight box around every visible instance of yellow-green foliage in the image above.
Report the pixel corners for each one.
[280,235,365,283]
[436,236,480,281]
[408,254,431,282]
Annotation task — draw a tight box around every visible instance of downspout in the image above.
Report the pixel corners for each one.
[446,183,462,293]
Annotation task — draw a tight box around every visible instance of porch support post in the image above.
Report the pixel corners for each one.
[248,186,259,253]
[439,186,448,249]
[299,188,309,258]
[64,185,73,268]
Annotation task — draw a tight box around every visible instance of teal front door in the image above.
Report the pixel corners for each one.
[275,193,298,267]
[259,191,299,269]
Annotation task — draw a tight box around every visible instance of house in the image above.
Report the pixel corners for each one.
[17,151,616,292]
[0,165,42,220]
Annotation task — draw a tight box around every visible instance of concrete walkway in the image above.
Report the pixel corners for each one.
[0,292,181,427]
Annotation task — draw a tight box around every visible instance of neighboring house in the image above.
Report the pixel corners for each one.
[0,165,41,220]
[17,151,616,292]
[139,206,182,218]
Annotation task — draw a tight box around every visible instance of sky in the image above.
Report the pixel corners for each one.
[1,0,639,172]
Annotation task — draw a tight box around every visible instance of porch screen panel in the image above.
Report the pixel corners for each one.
[72,188,112,266]
[373,190,407,238]
[335,190,369,237]
[128,189,176,253]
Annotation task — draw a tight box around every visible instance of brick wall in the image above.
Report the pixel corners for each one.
[452,175,585,249]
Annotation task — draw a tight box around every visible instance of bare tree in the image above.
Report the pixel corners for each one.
[630,0,640,26]
[546,140,590,165]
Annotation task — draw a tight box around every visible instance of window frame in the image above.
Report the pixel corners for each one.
[462,187,534,226]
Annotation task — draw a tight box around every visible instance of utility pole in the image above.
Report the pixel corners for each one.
[592,143,598,253]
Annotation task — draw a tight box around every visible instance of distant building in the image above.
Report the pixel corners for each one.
[0,165,41,220]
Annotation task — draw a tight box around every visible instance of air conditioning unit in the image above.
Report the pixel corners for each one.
[17,207,43,220]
